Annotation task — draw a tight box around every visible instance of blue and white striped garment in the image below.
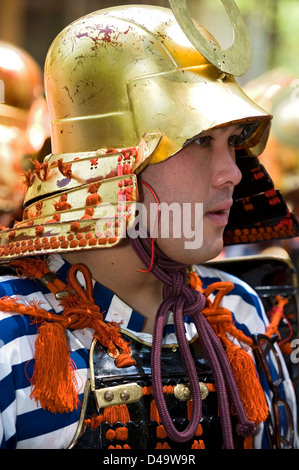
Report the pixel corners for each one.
[0,254,296,448]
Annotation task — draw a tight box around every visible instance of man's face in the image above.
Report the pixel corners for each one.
[138,123,243,264]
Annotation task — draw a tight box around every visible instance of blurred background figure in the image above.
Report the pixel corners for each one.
[0,41,49,228]
[244,69,299,265]
[245,68,299,207]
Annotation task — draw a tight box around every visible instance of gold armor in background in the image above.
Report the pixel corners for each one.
[0,41,49,227]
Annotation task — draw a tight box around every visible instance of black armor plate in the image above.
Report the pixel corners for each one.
[69,333,243,450]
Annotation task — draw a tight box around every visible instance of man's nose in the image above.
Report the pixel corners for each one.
[212,147,242,188]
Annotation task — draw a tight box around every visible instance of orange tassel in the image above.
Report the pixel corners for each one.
[30,322,79,413]
[189,274,269,426]
[226,344,269,424]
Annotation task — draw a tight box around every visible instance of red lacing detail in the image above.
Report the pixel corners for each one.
[265,189,280,205]
[187,401,205,449]
[84,405,131,449]
[53,194,72,212]
[83,384,216,449]
[57,159,73,179]
[242,197,254,211]
[29,159,50,182]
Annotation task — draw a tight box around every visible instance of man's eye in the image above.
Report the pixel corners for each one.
[228,135,240,147]
[195,136,211,148]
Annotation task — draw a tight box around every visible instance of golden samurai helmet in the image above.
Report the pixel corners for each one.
[0,1,298,259]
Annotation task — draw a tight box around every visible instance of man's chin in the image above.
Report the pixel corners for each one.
[189,240,224,265]
[161,244,224,266]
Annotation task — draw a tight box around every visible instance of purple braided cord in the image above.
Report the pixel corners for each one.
[129,234,255,447]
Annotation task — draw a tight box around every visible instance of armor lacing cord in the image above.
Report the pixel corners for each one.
[84,404,131,449]
[265,295,290,343]
[0,254,280,443]
[83,384,216,449]
[130,234,260,448]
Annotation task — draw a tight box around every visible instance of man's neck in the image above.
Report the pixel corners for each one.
[62,240,164,334]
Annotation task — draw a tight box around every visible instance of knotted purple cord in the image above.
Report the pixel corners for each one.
[129,234,255,448]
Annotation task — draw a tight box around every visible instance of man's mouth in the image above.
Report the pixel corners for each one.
[205,201,233,227]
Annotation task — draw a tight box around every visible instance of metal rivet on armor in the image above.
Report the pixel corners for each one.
[104,390,114,402]
[183,387,191,399]
[199,383,209,401]
[39,271,57,287]
[55,290,69,300]
[94,382,143,409]
[174,384,191,401]
[120,390,130,402]
[174,382,210,402]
